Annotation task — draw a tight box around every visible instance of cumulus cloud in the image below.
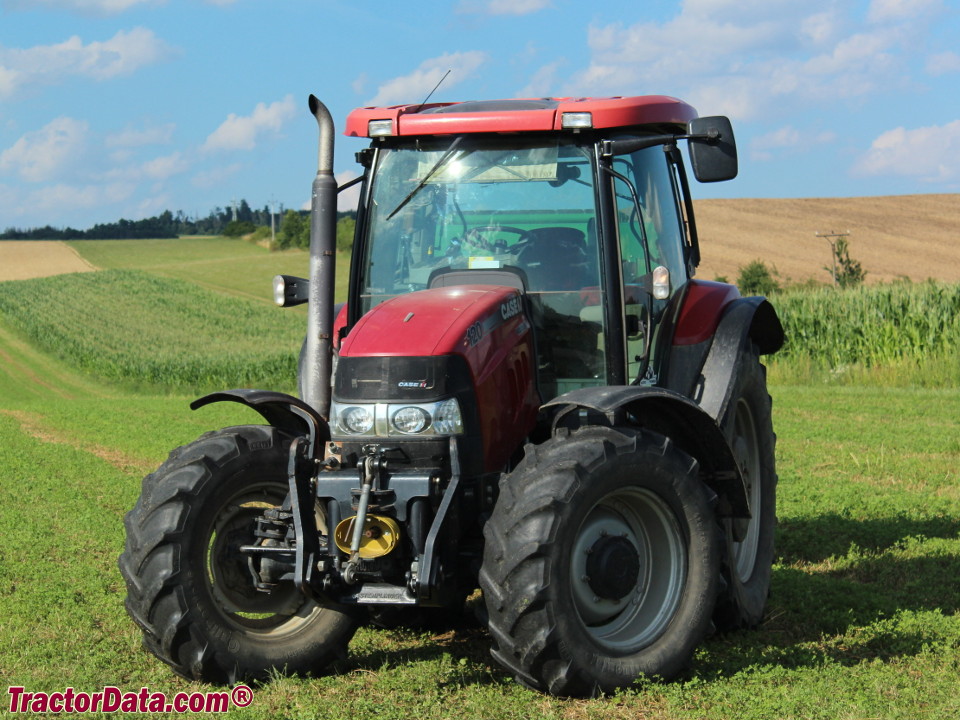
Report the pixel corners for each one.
[867,0,942,23]
[750,125,836,161]
[141,151,189,180]
[365,51,487,107]
[0,0,162,14]
[457,0,551,15]
[854,120,960,182]
[926,51,960,76]
[564,3,925,121]
[106,122,175,148]
[202,95,297,152]
[0,28,175,99]
[0,117,89,182]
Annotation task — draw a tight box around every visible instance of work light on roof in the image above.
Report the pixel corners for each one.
[368,119,394,137]
[561,112,593,129]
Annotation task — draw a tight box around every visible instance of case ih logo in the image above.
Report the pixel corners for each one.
[398,380,428,388]
[500,296,521,320]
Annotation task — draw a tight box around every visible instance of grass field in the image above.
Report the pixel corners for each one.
[1,237,958,719]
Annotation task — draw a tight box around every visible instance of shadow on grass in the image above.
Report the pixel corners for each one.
[696,512,960,677]
[776,513,960,564]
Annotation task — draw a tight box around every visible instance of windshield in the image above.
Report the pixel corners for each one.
[358,137,607,396]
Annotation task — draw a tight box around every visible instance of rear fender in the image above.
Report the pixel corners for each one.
[191,389,330,459]
[542,386,749,517]
[664,295,783,420]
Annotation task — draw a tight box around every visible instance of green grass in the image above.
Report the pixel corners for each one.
[1,236,958,718]
[2,368,958,718]
[68,237,351,306]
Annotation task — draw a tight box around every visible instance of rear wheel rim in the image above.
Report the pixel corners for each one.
[732,398,762,583]
[570,488,686,652]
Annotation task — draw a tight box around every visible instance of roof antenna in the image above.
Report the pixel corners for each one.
[414,69,451,113]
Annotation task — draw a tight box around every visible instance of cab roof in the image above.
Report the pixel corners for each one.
[344,96,698,138]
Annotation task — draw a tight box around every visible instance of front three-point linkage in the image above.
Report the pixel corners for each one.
[342,445,393,584]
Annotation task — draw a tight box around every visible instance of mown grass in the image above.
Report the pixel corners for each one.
[1,236,958,718]
[68,237,351,307]
[2,371,958,718]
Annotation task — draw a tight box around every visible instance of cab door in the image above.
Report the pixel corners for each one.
[607,144,690,385]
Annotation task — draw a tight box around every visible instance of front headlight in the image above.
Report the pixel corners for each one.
[331,398,464,437]
[340,405,375,434]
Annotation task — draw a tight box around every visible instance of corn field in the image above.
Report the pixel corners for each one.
[0,270,304,391]
[2,270,959,392]
[771,281,960,368]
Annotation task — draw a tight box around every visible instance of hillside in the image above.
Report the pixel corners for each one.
[693,194,960,285]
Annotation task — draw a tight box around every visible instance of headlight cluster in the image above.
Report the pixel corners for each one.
[331,398,464,437]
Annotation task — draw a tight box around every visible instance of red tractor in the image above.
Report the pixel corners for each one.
[119,95,783,697]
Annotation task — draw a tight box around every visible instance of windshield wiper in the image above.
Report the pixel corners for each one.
[386,136,465,221]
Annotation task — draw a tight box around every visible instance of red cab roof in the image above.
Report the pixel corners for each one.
[344,96,698,138]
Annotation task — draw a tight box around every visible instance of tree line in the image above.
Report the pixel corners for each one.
[0,200,345,241]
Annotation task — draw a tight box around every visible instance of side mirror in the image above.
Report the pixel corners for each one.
[687,116,737,183]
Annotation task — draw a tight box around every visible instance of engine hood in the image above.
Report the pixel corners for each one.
[340,285,525,359]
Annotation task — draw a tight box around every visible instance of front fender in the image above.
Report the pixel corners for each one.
[190,389,330,458]
[542,385,749,517]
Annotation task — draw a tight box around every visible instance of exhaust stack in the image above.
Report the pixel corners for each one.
[304,94,337,418]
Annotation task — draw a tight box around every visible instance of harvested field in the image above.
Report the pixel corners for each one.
[693,194,960,285]
[0,241,97,281]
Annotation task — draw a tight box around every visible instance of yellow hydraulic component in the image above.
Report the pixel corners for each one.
[334,514,401,559]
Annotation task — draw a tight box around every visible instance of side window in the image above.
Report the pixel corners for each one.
[611,146,688,383]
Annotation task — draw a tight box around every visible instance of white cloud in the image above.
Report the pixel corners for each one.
[0,0,162,14]
[854,120,960,182]
[0,28,174,99]
[0,117,89,182]
[0,181,134,224]
[566,4,920,121]
[191,163,242,188]
[202,95,297,152]
[867,0,942,23]
[366,51,488,107]
[750,125,836,161]
[336,170,361,213]
[141,151,189,180]
[457,0,551,15]
[516,60,563,98]
[926,51,960,76]
[106,122,175,148]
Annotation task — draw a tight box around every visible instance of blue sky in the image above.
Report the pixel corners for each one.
[1,0,958,230]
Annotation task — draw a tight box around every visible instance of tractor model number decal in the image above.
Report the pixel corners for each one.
[466,322,484,348]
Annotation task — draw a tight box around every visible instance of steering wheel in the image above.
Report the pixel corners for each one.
[463,225,533,253]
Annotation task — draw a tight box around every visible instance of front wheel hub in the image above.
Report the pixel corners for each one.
[586,535,641,601]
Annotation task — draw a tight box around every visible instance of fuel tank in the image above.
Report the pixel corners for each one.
[336,285,540,472]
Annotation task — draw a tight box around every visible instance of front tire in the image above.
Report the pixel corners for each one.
[118,425,358,683]
[480,426,720,697]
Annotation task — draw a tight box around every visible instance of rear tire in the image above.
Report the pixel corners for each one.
[118,425,358,683]
[713,344,778,630]
[480,426,720,697]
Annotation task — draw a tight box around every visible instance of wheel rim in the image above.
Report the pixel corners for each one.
[732,397,762,583]
[205,479,319,634]
[570,488,686,652]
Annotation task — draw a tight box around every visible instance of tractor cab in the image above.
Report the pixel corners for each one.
[343,97,733,400]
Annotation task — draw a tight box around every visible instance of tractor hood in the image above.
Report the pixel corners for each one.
[339,285,527,360]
